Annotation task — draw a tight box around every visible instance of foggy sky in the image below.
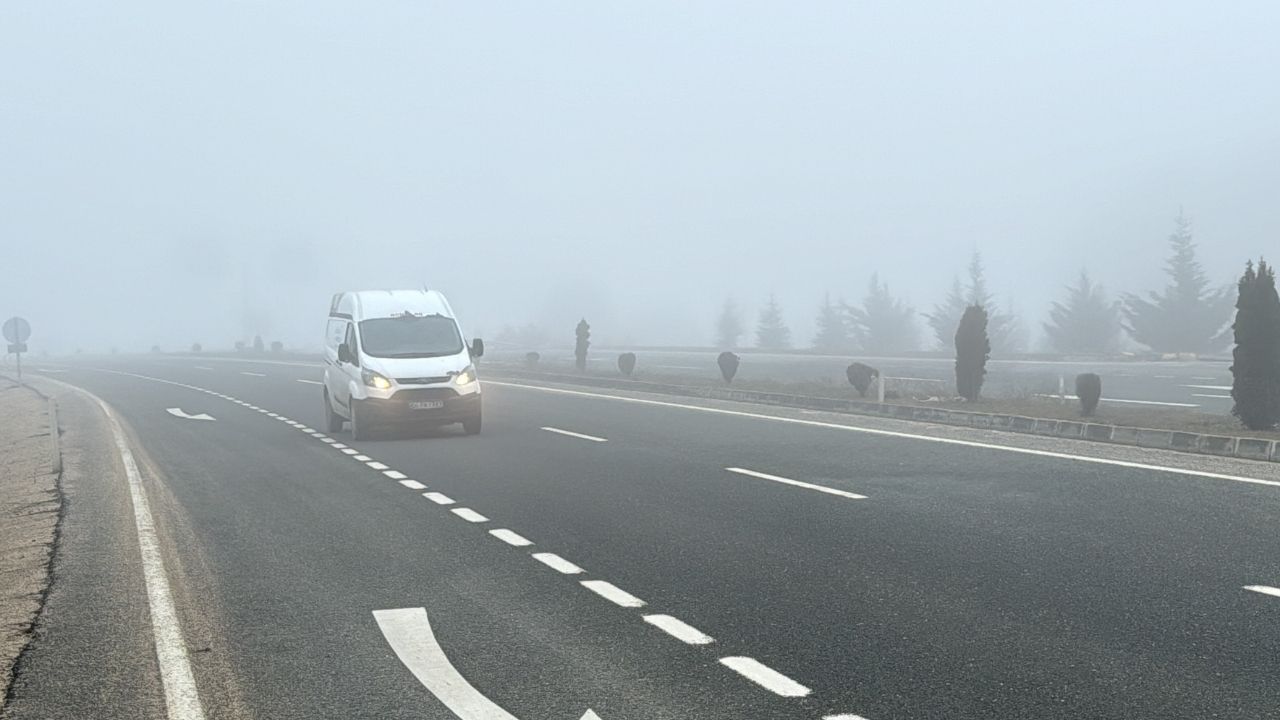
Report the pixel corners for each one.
[3,2,1278,354]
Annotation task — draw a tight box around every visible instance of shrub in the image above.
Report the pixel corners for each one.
[617,352,637,377]
[575,319,590,372]
[954,304,990,401]
[150,345,162,354]
[717,351,740,383]
[271,340,284,353]
[252,335,265,353]
[524,351,541,368]
[1075,373,1102,416]
[191,342,202,353]
[845,362,880,398]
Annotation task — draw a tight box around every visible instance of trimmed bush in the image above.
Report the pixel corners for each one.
[150,345,162,354]
[617,352,637,377]
[191,342,202,353]
[954,304,990,401]
[717,351,740,383]
[524,351,541,368]
[271,340,284,353]
[1075,373,1102,416]
[253,335,265,353]
[846,362,880,398]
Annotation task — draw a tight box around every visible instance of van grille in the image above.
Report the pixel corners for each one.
[397,376,451,386]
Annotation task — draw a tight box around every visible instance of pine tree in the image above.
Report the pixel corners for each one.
[1122,212,1234,354]
[955,304,990,401]
[927,253,1016,353]
[849,273,918,355]
[755,295,792,349]
[1043,270,1122,354]
[812,293,852,352]
[1230,260,1280,430]
[714,298,744,349]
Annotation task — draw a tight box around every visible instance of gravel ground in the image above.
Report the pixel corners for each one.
[0,379,59,704]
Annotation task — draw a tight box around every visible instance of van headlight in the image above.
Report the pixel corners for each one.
[361,369,393,390]
[453,366,477,386]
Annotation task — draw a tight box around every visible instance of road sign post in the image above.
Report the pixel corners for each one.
[3,316,32,382]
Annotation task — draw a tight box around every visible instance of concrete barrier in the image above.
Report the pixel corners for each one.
[1236,438,1273,461]
[1084,424,1114,442]
[1136,429,1175,448]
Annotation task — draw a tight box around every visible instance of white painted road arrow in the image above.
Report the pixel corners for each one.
[166,408,216,421]
[374,607,602,720]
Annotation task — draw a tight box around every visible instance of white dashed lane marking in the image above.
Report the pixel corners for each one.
[423,492,455,505]
[353,454,371,462]
[383,470,407,480]
[489,529,533,547]
[366,461,389,471]
[1244,585,1280,598]
[240,371,266,377]
[532,553,585,575]
[540,426,608,443]
[725,467,867,500]
[581,580,645,608]
[643,614,714,645]
[296,379,323,385]
[451,508,488,523]
[719,657,811,697]
[399,480,427,490]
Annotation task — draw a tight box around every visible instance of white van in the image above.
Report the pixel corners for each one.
[322,290,484,439]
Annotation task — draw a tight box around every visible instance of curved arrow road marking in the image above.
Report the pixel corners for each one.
[374,607,601,720]
[166,408,215,421]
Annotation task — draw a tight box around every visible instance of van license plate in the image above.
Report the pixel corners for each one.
[409,400,445,410]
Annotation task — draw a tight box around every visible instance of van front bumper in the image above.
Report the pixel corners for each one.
[359,387,481,425]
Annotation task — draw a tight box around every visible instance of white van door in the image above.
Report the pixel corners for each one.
[325,320,359,414]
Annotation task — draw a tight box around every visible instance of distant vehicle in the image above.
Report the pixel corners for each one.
[323,290,484,439]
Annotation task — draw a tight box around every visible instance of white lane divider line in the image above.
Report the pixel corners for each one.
[240,371,266,377]
[399,480,427,490]
[532,553,585,575]
[194,366,214,371]
[1191,393,1232,399]
[824,715,871,720]
[366,461,390,471]
[70,388,208,719]
[451,508,489,523]
[1181,384,1232,391]
[725,467,867,500]
[1244,585,1280,598]
[643,614,714,645]
[719,656,811,697]
[373,608,521,720]
[489,529,533,547]
[331,443,347,449]
[423,492,455,505]
[320,437,337,444]
[383,470,407,480]
[353,454,372,462]
[298,426,314,433]
[296,379,323,385]
[266,413,279,418]
[341,448,359,455]
[540,426,608,443]
[490,381,1280,490]
[581,580,646,608]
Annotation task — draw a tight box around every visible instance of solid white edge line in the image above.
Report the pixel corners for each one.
[580,580,646,608]
[531,552,585,574]
[451,508,488,523]
[643,614,714,645]
[540,426,608,443]
[726,467,867,500]
[383,470,407,479]
[86,391,207,719]
[373,608,519,720]
[295,379,323,385]
[824,715,871,720]
[1243,585,1280,598]
[399,479,427,490]
[488,381,1280,489]
[489,529,533,547]
[719,656,811,697]
[423,492,455,505]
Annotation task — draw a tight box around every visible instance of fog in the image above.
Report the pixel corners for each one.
[3,2,1277,355]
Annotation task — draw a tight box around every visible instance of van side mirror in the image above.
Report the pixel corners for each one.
[470,338,485,358]
[338,342,354,364]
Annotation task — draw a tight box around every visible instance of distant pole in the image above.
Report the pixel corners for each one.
[877,375,886,404]
[1058,374,1066,404]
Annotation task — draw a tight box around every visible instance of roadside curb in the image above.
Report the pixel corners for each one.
[490,368,1275,464]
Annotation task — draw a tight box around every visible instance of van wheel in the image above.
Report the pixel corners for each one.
[323,390,344,433]
[462,412,482,435]
[350,400,372,440]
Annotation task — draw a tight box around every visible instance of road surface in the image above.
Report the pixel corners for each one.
[5,355,1277,720]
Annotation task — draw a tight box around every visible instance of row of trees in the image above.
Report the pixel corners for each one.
[718,213,1235,356]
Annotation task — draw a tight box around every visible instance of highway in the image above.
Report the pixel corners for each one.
[6,355,1279,720]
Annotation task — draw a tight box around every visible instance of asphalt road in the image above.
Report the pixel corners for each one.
[493,348,1235,413]
[6,355,1278,720]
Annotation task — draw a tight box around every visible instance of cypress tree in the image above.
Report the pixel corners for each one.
[1230,260,1280,430]
[574,318,591,372]
[955,304,990,401]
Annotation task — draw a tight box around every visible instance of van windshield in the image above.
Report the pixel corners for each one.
[359,314,464,358]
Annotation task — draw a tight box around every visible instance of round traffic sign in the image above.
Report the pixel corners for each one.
[3,316,31,344]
